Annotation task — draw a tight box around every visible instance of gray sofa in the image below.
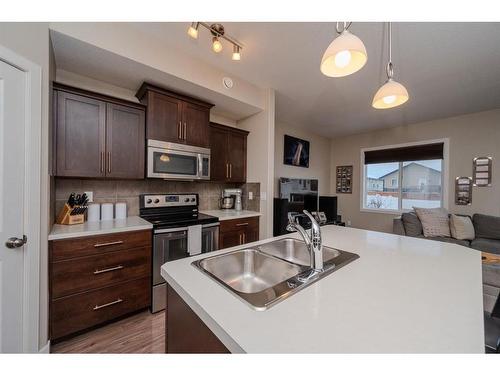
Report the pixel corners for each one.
[393,213,500,254]
[394,212,500,351]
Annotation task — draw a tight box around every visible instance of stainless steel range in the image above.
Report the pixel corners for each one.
[139,193,219,313]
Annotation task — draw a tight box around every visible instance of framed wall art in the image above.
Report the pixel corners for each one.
[336,165,353,193]
[283,135,310,168]
[455,177,472,205]
[473,156,492,186]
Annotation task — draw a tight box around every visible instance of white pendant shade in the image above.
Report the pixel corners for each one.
[372,79,409,109]
[320,30,367,77]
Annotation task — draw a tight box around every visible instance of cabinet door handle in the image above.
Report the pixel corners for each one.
[94,265,124,275]
[107,151,111,173]
[178,121,182,139]
[226,163,229,179]
[183,122,187,140]
[94,240,124,248]
[229,163,232,179]
[236,222,248,226]
[93,298,123,311]
[243,232,246,243]
[239,233,242,245]
[100,152,104,173]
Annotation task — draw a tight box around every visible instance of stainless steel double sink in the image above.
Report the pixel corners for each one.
[192,238,359,310]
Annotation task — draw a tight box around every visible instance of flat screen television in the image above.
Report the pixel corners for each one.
[279,178,318,212]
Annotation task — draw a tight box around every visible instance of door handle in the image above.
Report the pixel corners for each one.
[100,152,104,173]
[183,122,187,140]
[5,235,27,249]
[226,163,229,179]
[107,152,111,173]
[178,121,182,139]
[229,164,232,179]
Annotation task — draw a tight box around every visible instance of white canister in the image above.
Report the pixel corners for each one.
[87,204,100,222]
[115,202,127,220]
[101,203,114,221]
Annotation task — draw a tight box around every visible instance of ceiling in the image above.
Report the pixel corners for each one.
[55,22,500,138]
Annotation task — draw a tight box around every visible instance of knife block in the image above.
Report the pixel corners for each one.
[56,203,85,225]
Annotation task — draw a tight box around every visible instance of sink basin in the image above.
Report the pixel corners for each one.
[258,238,340,266]
[197,248,301,293]
[193,241,359,310]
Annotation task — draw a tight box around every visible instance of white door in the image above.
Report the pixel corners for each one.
[0,59,26,353]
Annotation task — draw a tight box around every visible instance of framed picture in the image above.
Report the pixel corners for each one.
[283,135,310,168]
[336,165,353,193]
[455,177,472,205]
[473,156,492,186]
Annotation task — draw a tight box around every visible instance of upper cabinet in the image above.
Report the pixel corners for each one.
[54,84,146,179]
[136,83,213,148]
[209,123,249,183]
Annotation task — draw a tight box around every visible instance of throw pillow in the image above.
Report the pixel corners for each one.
[450,214,475,240]
[401,212,423,237]
[413,207,451,238]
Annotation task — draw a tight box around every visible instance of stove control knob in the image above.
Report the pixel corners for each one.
[154,199,160,204]
[146,199,152,204]
[191,198,196,202]
[184,198,190,202]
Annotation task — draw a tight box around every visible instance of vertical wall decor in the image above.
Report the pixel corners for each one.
[336,165,353,193]
[455,177,472,205]
[473,156,492,186]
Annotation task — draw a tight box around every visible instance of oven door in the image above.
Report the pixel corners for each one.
[148,146,200,180]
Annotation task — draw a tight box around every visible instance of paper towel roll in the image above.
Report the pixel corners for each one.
[87,204,100,222]
[101,203,114,221]
[115,202,127,220]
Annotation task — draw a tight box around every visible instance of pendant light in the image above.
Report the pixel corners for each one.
[320,22,367,77]
[372,23,409,109]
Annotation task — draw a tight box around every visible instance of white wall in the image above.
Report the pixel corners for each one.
[0,22,51,351]
[238,89,276,239]
[274,122,331,197]
[330,109,500,233]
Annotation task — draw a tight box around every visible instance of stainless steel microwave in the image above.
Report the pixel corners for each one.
[147,140,210,180]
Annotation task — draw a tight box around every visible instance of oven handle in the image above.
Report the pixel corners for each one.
[154,227,189,234]
[202,222,220,229]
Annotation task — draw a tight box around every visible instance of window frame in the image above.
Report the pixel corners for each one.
[360,138,449,215]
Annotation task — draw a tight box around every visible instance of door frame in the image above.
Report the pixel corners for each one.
[0,45,42,352]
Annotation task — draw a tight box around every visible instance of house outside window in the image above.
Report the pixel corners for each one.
[361,141,447,213]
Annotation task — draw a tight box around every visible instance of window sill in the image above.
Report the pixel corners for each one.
[360,208,408,215]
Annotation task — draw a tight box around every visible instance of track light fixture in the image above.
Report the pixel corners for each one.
[187,22,243,61]
[372,22,409,109]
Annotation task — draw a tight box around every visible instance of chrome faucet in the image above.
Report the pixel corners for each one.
[286,210,324,279]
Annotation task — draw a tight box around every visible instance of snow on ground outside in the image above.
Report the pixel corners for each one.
[366,194,440,210]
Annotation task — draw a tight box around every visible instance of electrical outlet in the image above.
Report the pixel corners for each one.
[249,192,253,200]
[84,191,94,202]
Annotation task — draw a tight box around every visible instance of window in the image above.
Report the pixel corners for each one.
[362,142,445,212]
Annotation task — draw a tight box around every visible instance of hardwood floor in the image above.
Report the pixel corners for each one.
[51,310,165,354]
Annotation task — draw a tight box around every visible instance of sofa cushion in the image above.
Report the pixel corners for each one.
[471,238,500,255]
[428,236,471,247]
[450,214,475,240]
[413,207,451,238]
[401,212,423,237]
[473,214,500,240]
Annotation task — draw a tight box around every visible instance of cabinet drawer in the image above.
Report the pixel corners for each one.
[50,277,150,340]
[51,230,151,261]
[51,247,151,299]
[220,217,259,233]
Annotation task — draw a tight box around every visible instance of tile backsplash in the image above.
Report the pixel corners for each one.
[54,178,260,221]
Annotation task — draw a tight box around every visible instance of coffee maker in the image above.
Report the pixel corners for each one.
[220,188,242,211]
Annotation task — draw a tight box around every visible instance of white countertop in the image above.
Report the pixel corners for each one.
[200,209,261,221]
[161,225,484,353]
[48,216,153,240]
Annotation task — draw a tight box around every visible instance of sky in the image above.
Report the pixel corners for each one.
[367,160,442,179]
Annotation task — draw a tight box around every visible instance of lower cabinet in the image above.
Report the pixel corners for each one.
[49,230,152,341]
[219,217,259,250]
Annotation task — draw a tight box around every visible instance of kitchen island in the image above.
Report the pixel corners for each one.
[161,225,484,353]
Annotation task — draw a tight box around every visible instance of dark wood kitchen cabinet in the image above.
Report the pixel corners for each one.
[136,83,213,148]
[49,230,152,341]
[219,216,259,250]
[209,123,249,183]
[54,83,146,179]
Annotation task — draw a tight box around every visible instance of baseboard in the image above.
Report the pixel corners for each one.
[39,341,50,353]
